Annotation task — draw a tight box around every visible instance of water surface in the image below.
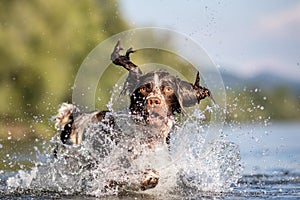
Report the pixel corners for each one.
[0,121,299,199]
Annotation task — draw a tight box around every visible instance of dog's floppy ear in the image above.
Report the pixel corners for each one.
[111,41,142,95]
[177,72,213,107]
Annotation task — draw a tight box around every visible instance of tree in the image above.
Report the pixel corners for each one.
[0,0,128,139]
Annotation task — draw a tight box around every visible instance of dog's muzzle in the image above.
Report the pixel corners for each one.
[145,94,169,126]
[146,96,161,108]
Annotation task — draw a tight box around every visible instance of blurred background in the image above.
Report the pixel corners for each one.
[0,0,299,171]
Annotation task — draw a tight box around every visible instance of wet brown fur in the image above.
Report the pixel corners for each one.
[54,41,212,191]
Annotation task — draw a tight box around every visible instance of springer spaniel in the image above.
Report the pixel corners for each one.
[54,41,212,191]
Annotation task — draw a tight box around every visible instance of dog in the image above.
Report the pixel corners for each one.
[54,41,212,191]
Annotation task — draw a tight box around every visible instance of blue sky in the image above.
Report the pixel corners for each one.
[119,0,300,82]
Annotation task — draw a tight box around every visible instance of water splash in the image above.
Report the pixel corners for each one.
[4,107,241,198]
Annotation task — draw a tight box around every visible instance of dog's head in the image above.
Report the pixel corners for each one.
[129,71,180,126]
[111,41,213,126]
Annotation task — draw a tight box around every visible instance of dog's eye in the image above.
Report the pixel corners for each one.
[139,87,147,94]
[164,86,174,95]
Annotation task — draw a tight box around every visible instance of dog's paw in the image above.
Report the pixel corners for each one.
[55,103,78,129]
[140,169,159,191]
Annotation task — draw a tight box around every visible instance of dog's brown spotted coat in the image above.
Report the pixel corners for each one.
[54,41,212,191]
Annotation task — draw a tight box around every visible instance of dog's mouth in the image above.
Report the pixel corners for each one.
[149,112,160,118]
[142,94,169,126]
[146,115,165,126]
[145,108,169,126]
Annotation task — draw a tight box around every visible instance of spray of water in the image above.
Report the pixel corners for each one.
[4,28,243,198]
[5,91,241,198]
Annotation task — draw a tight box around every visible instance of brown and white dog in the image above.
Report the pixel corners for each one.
[54,41,212,191]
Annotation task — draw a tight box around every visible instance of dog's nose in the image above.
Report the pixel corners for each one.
[147,97,161,107]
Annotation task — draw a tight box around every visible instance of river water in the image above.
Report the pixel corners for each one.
[225,121,300,199]
[0,119,299,199]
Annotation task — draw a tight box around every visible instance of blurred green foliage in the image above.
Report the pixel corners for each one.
[226,87,300,123]
[0,0,128,139]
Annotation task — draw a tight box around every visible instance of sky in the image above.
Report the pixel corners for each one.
[119,0,300,82]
